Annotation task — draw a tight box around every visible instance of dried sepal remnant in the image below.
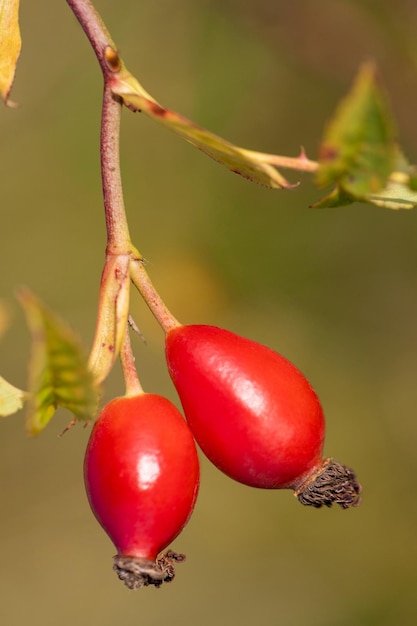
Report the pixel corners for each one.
[294,457,362,509]
[113,551,186,590]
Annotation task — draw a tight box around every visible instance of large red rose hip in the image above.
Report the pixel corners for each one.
[84,393,200,589]
[165,324,361,508]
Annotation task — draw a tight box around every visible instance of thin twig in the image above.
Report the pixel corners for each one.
[66,0,116,73]
[130,260,181,334]
[257,152,319,173]
[67,0,132,252]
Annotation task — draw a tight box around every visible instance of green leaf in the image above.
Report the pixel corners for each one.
[408,170,417,192]
[312,167,417,210]
[366,175,417,209]
[311,186,356,209]
[109,68,293,189]
[0,376,27,417]
[0,0,21,106]
[18,288,99,435]
[317,62,396,196]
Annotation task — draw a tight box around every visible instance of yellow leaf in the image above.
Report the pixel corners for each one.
[366,175,417,209]
[0,0,21,106]
[110,69,293,189]
[0,376,26,416]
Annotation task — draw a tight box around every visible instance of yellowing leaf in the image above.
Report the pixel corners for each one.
[18,289,99,435]
[317,63,396,196]
[0,0,21,106]
[110,70,293,189]
[366,176,417,209]
[0,375,26,416]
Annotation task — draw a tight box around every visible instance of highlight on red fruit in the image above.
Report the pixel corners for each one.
[165,324,361,509]
[84,393,200,589]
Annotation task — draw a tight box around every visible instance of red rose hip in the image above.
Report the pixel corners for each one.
[84,393,200,588]
[165,324,361,508]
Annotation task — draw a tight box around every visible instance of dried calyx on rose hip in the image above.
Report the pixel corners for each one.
[84,393,200,589]
[165,324,361,509]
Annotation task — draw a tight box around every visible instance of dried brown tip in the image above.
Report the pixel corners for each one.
[294,457,362,509]
[113,551,186,590]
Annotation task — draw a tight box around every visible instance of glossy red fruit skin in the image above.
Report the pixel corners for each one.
[165,325,325,490]
[84,394,200,561]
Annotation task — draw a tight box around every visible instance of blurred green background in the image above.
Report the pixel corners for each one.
[1,1,417,624]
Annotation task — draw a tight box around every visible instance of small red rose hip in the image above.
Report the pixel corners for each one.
[84,393,200,589]
[165,324,361,509]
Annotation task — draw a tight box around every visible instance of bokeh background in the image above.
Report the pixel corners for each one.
[1,1,417,624]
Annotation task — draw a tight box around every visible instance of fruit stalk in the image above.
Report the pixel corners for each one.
[120,324,143,397]
[129,259,180,333]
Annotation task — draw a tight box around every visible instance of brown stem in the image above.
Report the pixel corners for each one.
[67,0,180,376]
[66,0,116,73]
[67,0,135,386]
[100,83,131,252]
[67,0,131,252]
